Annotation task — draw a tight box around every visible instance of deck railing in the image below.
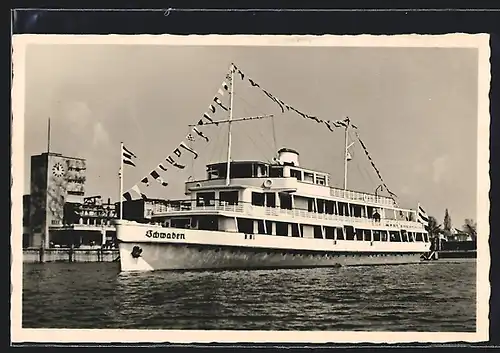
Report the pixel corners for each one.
[155,203,424,230]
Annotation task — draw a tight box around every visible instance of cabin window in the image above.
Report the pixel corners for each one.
[207,167,220,180]
[237,218,254,234]
[408,232,415,242]
[265,220,273,235]
[231,163,253,178]
[307,198,315,212]
[381,230,388,241]
[291,223,300,237]
[345,226,355,240]
[338,202,348,216]
[352,204,363,218]
[316,199,325,214]
[373,230,381,241]
[363,229,372,241]
[424,233,429,242]
[196,192,215,207]
[416,232,424,242]
[290,169,302,181]
[316,175,326,185]
[270,166,283,177]
[304,172,314,183]
[325,226,335,239]
[367,206,374,219]
[253,163,268,178]
[325,201,335,215]
[336,227,345,240]
[257,220,266,234]
[262,192,274,208]
[219,191,239,205]
[279,193,292,210]
[197,216,218,231]
[355,228,363,241]
[171,218,191,229]
[401,230,409,242]
[313,226,323,239]
[276,222,288,236]
[251,192,265,206]
[389,231,401,242]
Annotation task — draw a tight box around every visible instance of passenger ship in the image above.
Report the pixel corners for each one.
[115,65,431,272]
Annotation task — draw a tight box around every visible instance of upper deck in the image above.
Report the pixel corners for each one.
[188,160,396,208]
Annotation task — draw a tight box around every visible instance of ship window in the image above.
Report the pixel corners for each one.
[198,216,218,231]
[389,231,401,242]
[257,164,268,177]
[290,169,302,180]
[276,222,288,236]
[220,191,239,205]
[313,226,323,239]
[325,226,335,239]
[325,201,335,215]
[265,192,276,208]
[416,232,424,242]
[367,206,374,219]
[338,202,348,216]
[317,199,325,214]
[336,227,345,240]
[373,230,381,241]
[345,226,355,240]
[270,166,283,177]
[401,230,409,242]
[237,218,254,234]
[251,192,265,206]
[279,193,292,210]
[352,204,363,218]
[265,220,273,235]
[381,230,388,241]
[304,172,314,183]
[257,220,266,234]
[355,228,363,241]
[231,163,253,178]
[307,198,315,212]
[316,175,326,185]
[408,232,415,242]
[171,218,191,229]
[291,223,300,237]
[196,192,215,207]
[424,233,429,242]
[363,229,372,241]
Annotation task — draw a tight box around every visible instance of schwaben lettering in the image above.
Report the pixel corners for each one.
[145,230,186,240]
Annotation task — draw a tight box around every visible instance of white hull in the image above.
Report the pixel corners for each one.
[116,221,431,272]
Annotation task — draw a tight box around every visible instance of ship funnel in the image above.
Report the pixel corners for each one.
[277,148,300,166]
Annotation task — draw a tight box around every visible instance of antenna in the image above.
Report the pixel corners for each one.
[47,117,51,154]
[225,65,235,186]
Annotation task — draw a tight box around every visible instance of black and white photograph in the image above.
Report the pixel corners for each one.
[11,34,490,343]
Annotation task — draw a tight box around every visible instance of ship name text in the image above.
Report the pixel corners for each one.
[145,230,186,240]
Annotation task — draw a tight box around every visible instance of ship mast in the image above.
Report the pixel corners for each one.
[225,66,235,186]
[343,122,349,190]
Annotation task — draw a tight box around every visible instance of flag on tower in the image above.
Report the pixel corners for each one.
[122,145,137,167]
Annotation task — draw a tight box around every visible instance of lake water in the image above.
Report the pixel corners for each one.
[22,260,476,331]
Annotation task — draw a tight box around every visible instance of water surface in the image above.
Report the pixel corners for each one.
[22,260,476,331]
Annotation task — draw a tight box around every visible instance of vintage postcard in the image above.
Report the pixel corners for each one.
[11,34,490,344]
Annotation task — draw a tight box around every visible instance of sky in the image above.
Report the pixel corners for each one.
[22,43,479,228]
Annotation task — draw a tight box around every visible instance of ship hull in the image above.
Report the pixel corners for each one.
[118,241,424,272]
[116,221,430,272]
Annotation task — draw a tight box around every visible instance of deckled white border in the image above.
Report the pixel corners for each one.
[11,34,491,344]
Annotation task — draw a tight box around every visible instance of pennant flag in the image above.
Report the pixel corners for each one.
[158,164,167,172]
[131,184,148,200]
[186,133,196,142]
[193,127,209,142]
[141,177,150,187]
[346,151,352,161]
[214,97,228,111]
[197,119,204,126]
[222,81,230,91]
[209,104,216,113]
[166,155,186,169]
[122,144,137,167]
[418,205,429,226]
[122,192,133,202]
[180,142,199,159]
[249,78,260,87]
[203,113,214,124]
[150,170,168,187]
[217,88,225,96]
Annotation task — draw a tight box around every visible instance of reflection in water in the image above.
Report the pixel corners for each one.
[23,260,476,331]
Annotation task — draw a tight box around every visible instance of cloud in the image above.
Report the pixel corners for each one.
[432,155,449,184]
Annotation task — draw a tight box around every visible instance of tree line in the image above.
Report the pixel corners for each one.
[425,208,477,241]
